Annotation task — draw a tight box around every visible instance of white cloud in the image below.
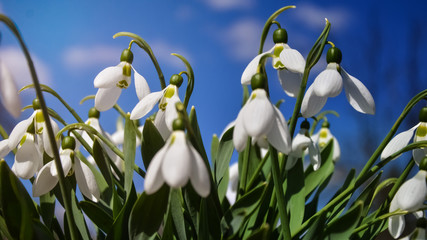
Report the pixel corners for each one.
[293,3,351,31]
[0,46,52,87]
[220,18,263,62]
[149,40,193,70]
[63,45,122,70]
[203,0,255,11]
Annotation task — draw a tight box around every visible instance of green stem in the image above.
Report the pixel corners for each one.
[239,140,251,196]
[246,150,270,192]
[352,209,409,234]
[0,14,79,240]
[270,146,291,240]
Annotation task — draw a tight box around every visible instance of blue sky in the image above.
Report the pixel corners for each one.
[1,0,427,182]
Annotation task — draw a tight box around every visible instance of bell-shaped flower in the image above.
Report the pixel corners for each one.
[73,108,123,174]
[397,214,427,240]
[225,162,239,205]
[233,73,291,154]
[94,48,150,112]
[286,120,321,170]
[301,46,375,117]
[388,169,427,239]
[0,60,21,118]
[381,107,427,165]
[311,121,340,162]
[130,74,183,139]
[241,28,305,98]
[144,119,210,197]
[33,136,100,202]
[111,117,144,147]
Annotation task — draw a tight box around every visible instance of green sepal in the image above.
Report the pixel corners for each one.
[124,113,136,198]
[141,119,165,169]
[80,200,113,234]
[324,201,364,239]
[128,185,169,238]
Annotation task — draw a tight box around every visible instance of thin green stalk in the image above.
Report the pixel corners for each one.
[352,209,409,234]
[239,140,251,196]
[246,150,270,192]
[270,146,291,240]
[0,14,79,240]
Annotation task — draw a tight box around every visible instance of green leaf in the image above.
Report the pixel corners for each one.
[328,169,356,221]
[324,201,364,239]
[0,215,13,240]
[141,119,165,169]
[93,138,114,186]
[301,212,326,240]
[80,201,113,234]
[214,127,235,202]
[128,185,169,238]
[305,18,331,70]
[39,191,56,228]
[246,223,271,240]
[124,113,137,198]
[107,184,137,240]
[352,172,382,218]
[170,189,188,240]
[284,159,305,235]
[211,134,219,165]
[70,189,91,240]
[32,218,56,240]
[171,53,194,108]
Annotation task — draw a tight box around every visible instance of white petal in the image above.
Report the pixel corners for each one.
[32,162,59,197]
[308,140,321,170]
[395,170,427,211]
[8,115,34,149]
[0,61,21,118]
[413,148,426,166]
[13,134,42,179]
[388,215,405,239]
[144,145,168,194]
[42,118,60,157]
[94,87,122,112]
[233,110,248,152]
[332,137,341,162]
[130,91,163,120]
[133,68,151,101]
[164,96,181,132]
[242,90,274,137]
[189,145,210,197]
[278,69,303,98]
[154,109,171,140]
[241,51,271,85]
[0,139,11,158]
[290,133,311,156]
[51,149,73,177]
[111,129,125,145]
[161,131,191,188]
[313,63,343,97]
[267,107,291,154]
[341,68,375,115]
[301,84,328,118]
[75,160,100,202]
[381,124,419,160]
[279,45,305,73]
[93,63,124,88]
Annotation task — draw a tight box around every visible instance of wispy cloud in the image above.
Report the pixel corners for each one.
[0,47,52,87]
[292,3,352,31]
[203,0,255,11]
[63,45,122,70]
[219,18,263,62]
[147,40,193,70]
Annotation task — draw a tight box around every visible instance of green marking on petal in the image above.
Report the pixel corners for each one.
[35,110,45,123]
[416,124,427,138]
[164,86,175,99]
[170,134,176,145]
[273,45,284,58]
[319,129,328,139]
[122,63,132,77]
[116,80,129,89]
[273,61,285,69]
[19,134,27,146]
[251,93,257,100]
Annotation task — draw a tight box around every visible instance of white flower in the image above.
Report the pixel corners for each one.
[286,124,320,170]
[399,213,427,240]
[233,88,291,154]
[130,84,181,139]
[388,170,427,239]
[94,49,150,112]
[312,123,340,162]
[111,118,144,147]
[0,60,21,118]
[144,130,210,197]
[381,108,427,165]
[32,137,100,202]
[225,162,239,205]
[301,48,375,118]
[241,30,305,98]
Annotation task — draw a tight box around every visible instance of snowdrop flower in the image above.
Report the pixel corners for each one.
[226,162,239,205]
[130,74,183,139]
[33,136,100,202]
[301,46,375,117]
[398,214,427,240]
[73,108,123,174]
[381,107,427,165]
[0,60,21,118]
[388,168,427,239]
[312,121,340,162]
[241,28,305,98]
[144,119,210,197]
[111,117,144,147]
[0,99,59,179]
[94,48,150,112]
[233,73,291,154]
[286,120,320,170]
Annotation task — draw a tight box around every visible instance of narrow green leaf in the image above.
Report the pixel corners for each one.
[80,201,114,234]
[198,199,210,240]
[328,169,356,221]
[171,53,194,108]
[170,189,187,240]
[301,212,326,240]
[93,139,114,186]
[211,134,219,165]
[284,159,305,235]
[39,191,56,228]
[0,215,13,240]
[305,19,331,70]
[214,127,235,202]
[352,172,382,217]
[108,184,137,240]
[70,189,91,240]
[124,113,137,198]
[247,223,271,240]
[141,119,165,169]
[32,218,56,240]
[128,185,169,238]
[324,201,364,239]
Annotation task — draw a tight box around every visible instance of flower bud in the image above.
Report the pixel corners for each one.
[419,107,427,122]
[419,157,427,171]
[170,74,183,87]
[321,121,330,128]
[88,107,100,119]
[172,118,185,131]
[326,47,342,64]
[120,49,134,64]
[62,136,76,150]
[32,98,41,110]
[251,73,266,90]
[300,120,310,130]
[273,28,288,44]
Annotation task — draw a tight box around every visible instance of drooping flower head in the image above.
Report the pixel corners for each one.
[144,118,210,197]
[286,120,321,170]
[382,107,427,164]
[302,45,375,117]
[33,136,100,202]
[233,73,291,154]
[0,60,21,118]
[94,48,150,112]
[312,120,340,163]
[241,27,305,98]
[130,74,183,139]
